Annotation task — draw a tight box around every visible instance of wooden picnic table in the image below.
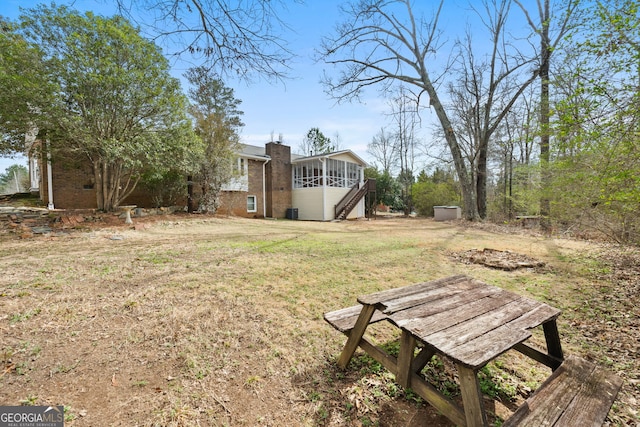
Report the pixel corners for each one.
[325,275,620,427]
[324,275,623,427]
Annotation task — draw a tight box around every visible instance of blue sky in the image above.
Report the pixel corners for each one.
[0,0,391,176]
[0,0,538,176]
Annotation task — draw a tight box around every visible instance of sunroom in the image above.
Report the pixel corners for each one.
[291,150,368,221]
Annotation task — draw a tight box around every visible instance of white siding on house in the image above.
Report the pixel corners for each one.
[330,152,359,163]
[324,187,365,220]
[343,195,365,219]
[29,156,40,192]
[292,186,366,221]
[324,187,348,220]
[292,187,324,220]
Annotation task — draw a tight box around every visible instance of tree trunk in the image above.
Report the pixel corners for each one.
[104,161,116,212]
[187,175,195,213]
[508,147,513,219]
[476,137,489,219]
[421,74,479,220]
[539,0,551,229]
[93,159,105,211]
[93,159,127,212]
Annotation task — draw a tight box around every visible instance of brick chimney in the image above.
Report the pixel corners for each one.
[265,142,292,218]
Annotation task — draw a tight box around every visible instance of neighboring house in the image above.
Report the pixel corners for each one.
[31,141,374,221]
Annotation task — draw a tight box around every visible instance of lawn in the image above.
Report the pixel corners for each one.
[0,215,637,426]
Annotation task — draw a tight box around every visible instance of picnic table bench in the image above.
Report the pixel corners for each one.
[324,275,622,427]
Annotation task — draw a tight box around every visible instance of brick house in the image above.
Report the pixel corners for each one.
[32,141,373,221]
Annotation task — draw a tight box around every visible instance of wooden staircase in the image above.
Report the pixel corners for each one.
[335,179,376,220]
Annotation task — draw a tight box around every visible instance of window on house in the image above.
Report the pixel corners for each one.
[247,195,257,212]
[293,160,323,188]
[326,158,345,187]
[346,162,360,187]
[294,159,361,188]
[234,157,246,175]
[221,157,249,192]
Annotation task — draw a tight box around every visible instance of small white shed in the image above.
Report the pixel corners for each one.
[434,206,462,221]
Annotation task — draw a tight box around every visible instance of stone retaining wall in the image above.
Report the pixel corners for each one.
[0,206,185,238]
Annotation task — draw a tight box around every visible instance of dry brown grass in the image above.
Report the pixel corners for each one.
[0,215,637,426]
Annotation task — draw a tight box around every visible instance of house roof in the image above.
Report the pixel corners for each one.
[291,149,369,167]
[237,144,271,161]
[238,143,368,167]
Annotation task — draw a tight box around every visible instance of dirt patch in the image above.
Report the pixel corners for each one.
[449,248,546,271]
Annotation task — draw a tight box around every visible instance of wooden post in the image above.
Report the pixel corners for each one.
[396,331,416,388]
[458,364,488,427]
[337,304,376,369]
[543,319,564,369]
[412,346,436,373]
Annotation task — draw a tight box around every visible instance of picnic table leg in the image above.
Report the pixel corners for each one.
[397,330,416,388]
[458,364,488,427]
[337,304,376,369]
[411,345,436,373]
[543,319,564,370]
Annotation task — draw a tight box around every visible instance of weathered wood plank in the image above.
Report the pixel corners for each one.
[389,283,503,324]
[376,276,482,314]
[446,305,561,369]
[543,319,564,366]
[396,330,416,388]
[505,372,582,425]
[503,356,596,427]
[411,345,436,373]
[358,335,398,376]
[513,342,563,370]
[409,371,467,427]
[554,361,623,427]
[429,297,538,352]
[326,276,601,427]
[449,327,533,369]
[358,275,469,306]
[324,305,387,333]
[330,318,478,426]
[337,304,376,369]
[394,291,522,344]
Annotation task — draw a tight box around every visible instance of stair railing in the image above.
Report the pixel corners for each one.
[335,179,376,219]
[335,182,360,219]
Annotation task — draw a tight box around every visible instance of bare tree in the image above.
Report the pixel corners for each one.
[514,0,579,225]
[367,127,397,173]
[321,0,537,219]
[390,86,420,215]
[114,0,299,82]
[332,131,343,151]
[493,90,539,219]
[509,89,538,166]
[320,0,578,220]
[446,0,542,218]
[320,0,481,219]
